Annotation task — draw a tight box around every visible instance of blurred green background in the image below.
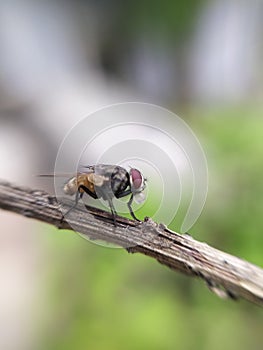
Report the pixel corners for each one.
[0,1,263,350]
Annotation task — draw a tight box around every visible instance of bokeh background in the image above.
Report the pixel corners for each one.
[0,1,263,349]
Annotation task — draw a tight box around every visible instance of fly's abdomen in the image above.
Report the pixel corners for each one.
[63,177,78,195]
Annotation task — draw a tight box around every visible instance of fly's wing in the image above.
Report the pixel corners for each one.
[80,164,126,175]
[37,169,92,178]
[81,164,122,188]
[87,173,108,187]
[36,173,75,177]
[79,164,95,173]
[38,165,125,177]
[83,165,124,199]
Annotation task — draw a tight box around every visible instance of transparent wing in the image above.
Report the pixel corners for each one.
[36,173,74,178]
[87,173,107,187]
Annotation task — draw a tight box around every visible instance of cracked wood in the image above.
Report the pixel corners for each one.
[0,180,263,306]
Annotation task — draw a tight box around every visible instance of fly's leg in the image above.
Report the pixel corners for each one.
[115,190,140,221]
[115,189,132,198]
[79,185,98,199]
[127,194,140,221]
[61,185,98,223]
[60,191,83,223]
[107,198,118,226]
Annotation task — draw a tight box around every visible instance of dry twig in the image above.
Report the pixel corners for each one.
[0,180,263,306]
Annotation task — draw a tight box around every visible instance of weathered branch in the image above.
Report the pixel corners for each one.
[0,180,263,306]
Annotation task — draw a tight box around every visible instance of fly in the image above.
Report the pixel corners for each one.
[41,164,146,224]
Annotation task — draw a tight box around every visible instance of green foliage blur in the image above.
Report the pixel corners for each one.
[38,107,263,350]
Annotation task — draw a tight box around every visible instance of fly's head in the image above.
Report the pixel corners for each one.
[129,168,147,204]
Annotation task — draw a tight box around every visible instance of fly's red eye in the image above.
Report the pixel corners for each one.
[130,168,142,189]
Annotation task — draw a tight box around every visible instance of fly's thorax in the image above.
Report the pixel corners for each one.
[110,167,130,195]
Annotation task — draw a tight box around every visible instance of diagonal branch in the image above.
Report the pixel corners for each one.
[0,180,263,306]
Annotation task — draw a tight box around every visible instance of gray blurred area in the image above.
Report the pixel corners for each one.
[0,1,263,349]
[0,1,262,177]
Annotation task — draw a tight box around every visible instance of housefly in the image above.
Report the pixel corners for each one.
[41,164,146,224]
